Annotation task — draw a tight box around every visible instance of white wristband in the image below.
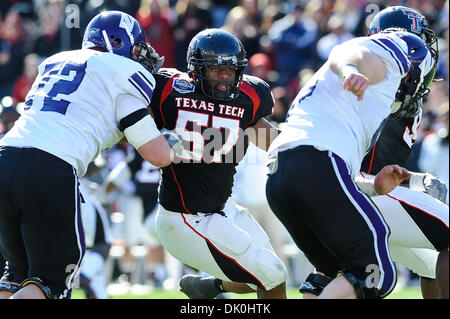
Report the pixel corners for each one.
[338,64,359,79]
[354,175,380,197]
[124,115,161,149]
[409,172,426,192]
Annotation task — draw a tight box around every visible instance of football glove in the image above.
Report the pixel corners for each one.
[423,173,447,203]
[410,172,448,203]
[160,128,183,157]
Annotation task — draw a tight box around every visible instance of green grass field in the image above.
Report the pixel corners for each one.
[71,285,422,299]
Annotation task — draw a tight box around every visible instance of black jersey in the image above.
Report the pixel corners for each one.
[361,110,421,174]
[149,68,274,214]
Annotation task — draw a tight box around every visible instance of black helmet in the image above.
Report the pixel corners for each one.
[187,29,248,101]
[368,6,438,65]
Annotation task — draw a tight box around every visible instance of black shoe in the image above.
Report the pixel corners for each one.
[179,275,221,299]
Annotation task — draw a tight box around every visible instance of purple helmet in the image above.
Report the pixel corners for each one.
[82,11,162,73]
[388,30,436,119]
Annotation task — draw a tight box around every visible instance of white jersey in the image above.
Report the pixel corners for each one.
[269,33,410,177]
[0,49,157,176]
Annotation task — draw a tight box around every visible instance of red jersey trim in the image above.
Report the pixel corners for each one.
[367,143,377,174]
[386,193,449,229]
[169,164,192,214]
[240,81,260,126]
[159,76,177,127]
[179,212,267,290]
[169,164,267,289]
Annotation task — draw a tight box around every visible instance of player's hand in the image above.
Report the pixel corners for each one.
[423,173,448,203]
[374,164,411,195]
[343,73,369,101]
[160,128,183,159]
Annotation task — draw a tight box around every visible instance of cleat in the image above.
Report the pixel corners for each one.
[179,275,221,299]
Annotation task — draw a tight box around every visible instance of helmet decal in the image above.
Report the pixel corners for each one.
[119,13,135,46]
[400,8,423,33]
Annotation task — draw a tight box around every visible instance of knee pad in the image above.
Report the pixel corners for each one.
[255,248,288,289]
[20,277,57,299]
[0,282,20,294]
[337,270,380,299]
[299,273,332,296]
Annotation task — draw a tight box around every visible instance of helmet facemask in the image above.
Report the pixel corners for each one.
[186,28,249,101]
[189,56,247,101]
[132,42,165,74]
[392,42,436,120]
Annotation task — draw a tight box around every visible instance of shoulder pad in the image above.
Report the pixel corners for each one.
[242,74,272,97]
[156,68,184,78]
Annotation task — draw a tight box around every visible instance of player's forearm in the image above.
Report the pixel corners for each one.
[329,43,386,85]
[246,118,280,151]
[329,44,364,77]
[356,165,411,196]
[137,135,173,167]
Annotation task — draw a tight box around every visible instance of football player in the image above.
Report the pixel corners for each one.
[0,11,175,299]
[299,6,449,300]
[266,29,436,298]
[103,148,168,287]
[78,179,112,299]
[362,6,448,299]
[149,28,288,299]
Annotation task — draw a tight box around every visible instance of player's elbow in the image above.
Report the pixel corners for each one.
[145,151,172,168]
[137,136,173,168]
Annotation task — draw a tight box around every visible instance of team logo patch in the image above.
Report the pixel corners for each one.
[173,78,195,94]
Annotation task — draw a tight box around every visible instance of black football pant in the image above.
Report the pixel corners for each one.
[0,147,85,298]
[266,146,397,298]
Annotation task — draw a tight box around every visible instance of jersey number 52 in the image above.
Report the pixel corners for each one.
[25,61,86,115]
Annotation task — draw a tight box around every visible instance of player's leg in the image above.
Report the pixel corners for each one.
[421,276,440,299]
[371,186,449,298]
[318,152,396,298]
[436,250,448,298]
[0,147,31,298]
[389,246,439,298]
[143,205,169,287]
[371,186,448,251]
[79,197,112,299]
[117,194,142,280]
[267,146,396,299]
[156,201,288,299]
[12,148,86,299]
[266,150,343,299]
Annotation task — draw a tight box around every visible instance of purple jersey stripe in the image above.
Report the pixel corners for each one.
[76,178,86,255]
[66,172,86,298]
[372,38,410,75]
[331,153,396,297]
[131,72,154,102]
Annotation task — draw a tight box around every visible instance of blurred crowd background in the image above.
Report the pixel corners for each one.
[0,0,448,296]
[0,0,448,146]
